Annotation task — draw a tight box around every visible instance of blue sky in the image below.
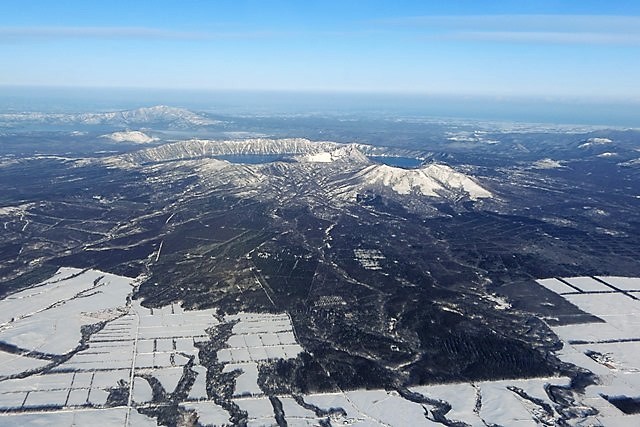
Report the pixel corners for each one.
[1,1,640,101]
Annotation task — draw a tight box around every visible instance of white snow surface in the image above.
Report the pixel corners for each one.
[0,267,134,355]
[0,408,157,427]
[534,275,640,426]
[147,367,184,394]
[100,130,157,143]
[223,362,261,396]
[531,158,565,169]
[180,401,231,425]
[0,268,224,425]
[6,269,640,426]
[234,397,277,426]
[297,145,370,164]
[217,312,303,397]
[579,137,613,148]
[123,137,338,164]
[354,163,492,199]
[0,351,49,377]
[0,203,34,217]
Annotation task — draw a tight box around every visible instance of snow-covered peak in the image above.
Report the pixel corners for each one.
[356,163,492,200]
[579,137,613,148]
[100,130,157,144]
[106,138,492,205]
[298,145,370,164]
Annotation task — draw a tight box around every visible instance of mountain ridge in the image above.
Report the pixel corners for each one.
[109,138,493,207]
[0,105,219,128]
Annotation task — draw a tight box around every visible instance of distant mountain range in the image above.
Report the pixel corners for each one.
[0,105,220,128]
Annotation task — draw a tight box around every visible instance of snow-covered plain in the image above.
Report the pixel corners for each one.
[536,276,640,426]
[0,267,134,356]
[2,269,640,426]
[0,407,157,427]
[353,248,385,270]
[179,401,230,425]
[227,276,640,426]
[0,269,310,426]
[217,312,303,398]
[0,268,221,425]
[0,350,49,377]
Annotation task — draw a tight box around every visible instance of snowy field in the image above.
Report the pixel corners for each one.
[218,312,303,398]
[218,312,302,365]
[230,276,640,426]
[353,249,385,270]
[0,267,134,356]
[537,275,640,426]
[0,269,308,426]
[1,269,640,426]
[0,268,221,425]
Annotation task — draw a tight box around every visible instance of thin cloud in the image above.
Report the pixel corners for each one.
[379,14,640,32]
[0,26,378,43]
[378,15,640,45]
[0,26,281,41]
[438,31,640,45]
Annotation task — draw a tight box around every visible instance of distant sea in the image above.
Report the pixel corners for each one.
[0,86,638,128]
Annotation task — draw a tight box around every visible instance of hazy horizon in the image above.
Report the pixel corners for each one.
[1,85,639,128]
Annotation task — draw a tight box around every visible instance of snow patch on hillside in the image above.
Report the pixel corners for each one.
[356,163,492,200]
[619,158,640,167]
[298,145,370,164]
[0,203,33,217]
[531,158,565,169]
[579,137,613,148]
[597,152,618,158]
[100,131,157,144]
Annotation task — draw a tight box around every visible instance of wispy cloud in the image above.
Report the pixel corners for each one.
[378,15,640,45]
[0,26,280,41]
[380,14,640,32]
[3,15,640,46]
[0,26,379,44]
[437,31,640,45]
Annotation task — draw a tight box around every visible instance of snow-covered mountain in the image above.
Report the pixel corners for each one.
[100,130,157,144]
[348,163,492,200]
[123,138,340,164]
[76,105,217,127]
[0,105,219,128]
[296,145,370,164]
[578,137,613,148]
[110,138,492,209]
